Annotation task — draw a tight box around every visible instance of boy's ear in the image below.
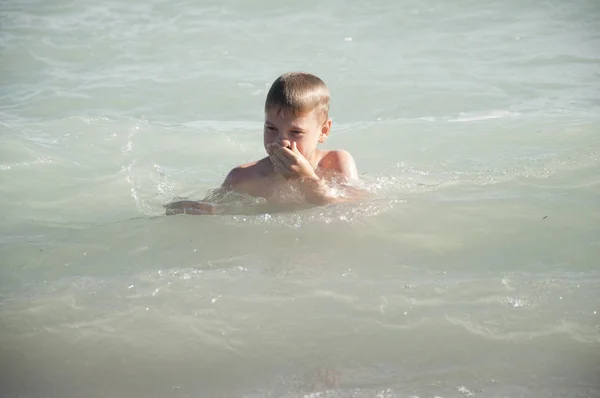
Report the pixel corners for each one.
[318,119,332,143]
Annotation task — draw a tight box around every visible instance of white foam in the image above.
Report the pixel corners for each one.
[448,110,521,122]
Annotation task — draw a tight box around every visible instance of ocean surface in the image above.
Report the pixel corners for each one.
[1,0,599,397]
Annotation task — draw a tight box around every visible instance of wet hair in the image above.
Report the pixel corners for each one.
[265,72,330,120]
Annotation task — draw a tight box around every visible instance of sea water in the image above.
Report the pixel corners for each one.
[1,0,599,397]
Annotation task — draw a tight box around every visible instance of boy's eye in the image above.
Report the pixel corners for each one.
[290,130,302,136]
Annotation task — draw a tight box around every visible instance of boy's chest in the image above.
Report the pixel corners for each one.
[236,167,338,202]
[238,175,303,202]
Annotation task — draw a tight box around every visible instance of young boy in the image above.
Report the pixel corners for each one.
[166,72,362,215]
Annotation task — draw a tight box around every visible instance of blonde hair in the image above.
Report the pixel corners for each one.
[265,72,330,119]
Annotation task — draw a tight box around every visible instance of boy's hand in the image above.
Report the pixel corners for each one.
[268,142,319,181]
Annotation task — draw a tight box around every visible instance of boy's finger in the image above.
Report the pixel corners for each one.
[269,154,280,167]
[274,159,290,176]
[273,147,293,165]
[278,145,298,160]
[272,143,289,155]
[270,154,287,172]
[270,142,286,154]
[270,158,281,173]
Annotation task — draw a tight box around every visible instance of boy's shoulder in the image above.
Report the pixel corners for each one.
[222,157,271,189]
[318,149,358,180]
[318,149,354,164]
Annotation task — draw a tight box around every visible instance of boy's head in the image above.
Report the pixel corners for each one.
[263,72,332,161]
[264,72,330,120]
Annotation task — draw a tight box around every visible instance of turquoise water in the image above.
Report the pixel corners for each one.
[1,0,599,397]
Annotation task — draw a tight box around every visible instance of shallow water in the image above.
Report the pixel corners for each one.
[1,0,599,397]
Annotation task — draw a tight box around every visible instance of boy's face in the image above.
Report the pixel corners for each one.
[263,107,331,162]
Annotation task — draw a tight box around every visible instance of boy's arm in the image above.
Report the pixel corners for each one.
[165,199,314,216]
[296,150,366,205]
[269,144,366,206]
[165,200,217,215]
[296,177,365,206]
[165,167,247,215]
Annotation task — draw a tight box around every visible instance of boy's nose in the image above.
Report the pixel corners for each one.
[278,137,291,148]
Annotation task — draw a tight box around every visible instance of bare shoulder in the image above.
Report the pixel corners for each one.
[318,149,358,180]
[222,157,272,188]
